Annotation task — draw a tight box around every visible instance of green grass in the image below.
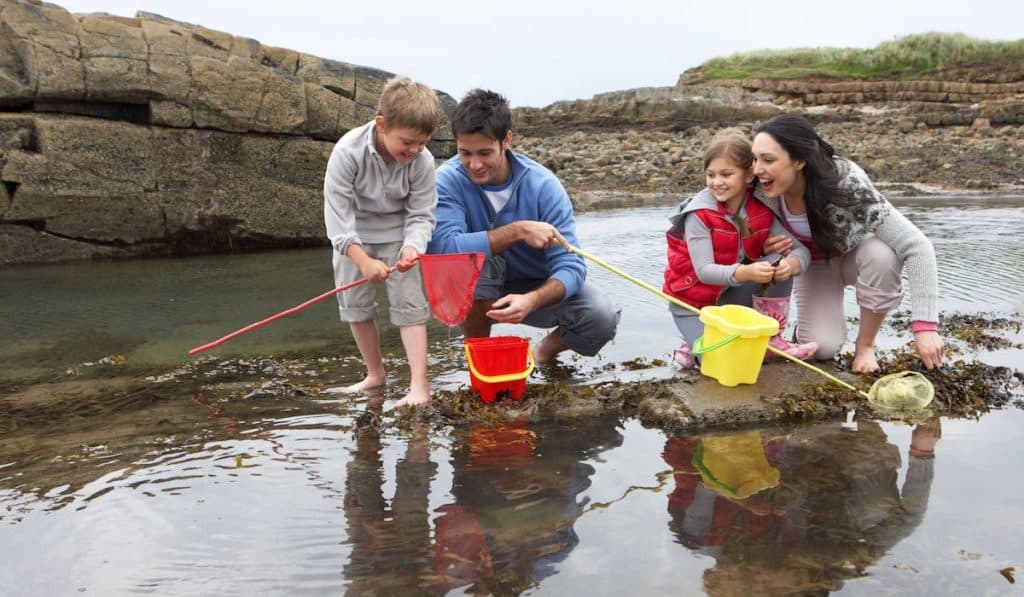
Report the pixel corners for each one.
[689,33,1024,82]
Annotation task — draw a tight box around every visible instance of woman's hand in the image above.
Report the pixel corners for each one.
[911,416,942,452]
[771,257,799,282]
[913,330,944,369]
[763,234,793,256]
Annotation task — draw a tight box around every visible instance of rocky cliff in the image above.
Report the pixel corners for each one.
[514,72,1024,211]
[3,0,1022,267]
[0,0,454,266]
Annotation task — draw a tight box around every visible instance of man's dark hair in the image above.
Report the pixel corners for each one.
[451,89,512,141]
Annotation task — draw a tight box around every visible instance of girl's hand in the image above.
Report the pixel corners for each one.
[763,235,793,256]
[738,262,775,284]
[913,330,944,369]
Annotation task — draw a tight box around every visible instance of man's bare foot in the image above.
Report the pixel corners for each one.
[341,375,386,394]
[851,344,879,373]
[534,329,569,364]
[393,387,430,408]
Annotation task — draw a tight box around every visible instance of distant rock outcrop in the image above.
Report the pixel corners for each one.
[0,0,454,266]
[512,64,1024,208]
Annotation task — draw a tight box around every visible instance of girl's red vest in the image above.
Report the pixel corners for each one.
[663,194,775,309]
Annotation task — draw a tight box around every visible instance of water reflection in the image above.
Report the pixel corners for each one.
[343,394,436,594]
[342,414,623,594]
[2,199,1023,594]
[665,417,941,595]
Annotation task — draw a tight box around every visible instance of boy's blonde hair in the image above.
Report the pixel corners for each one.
[377,76,442,135]
[703,128,754,171]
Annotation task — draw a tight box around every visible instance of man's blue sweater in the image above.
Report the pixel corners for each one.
[428,151,586,298]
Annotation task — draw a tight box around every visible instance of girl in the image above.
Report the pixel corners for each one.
[663,129,817,369]
[752,113,943,373]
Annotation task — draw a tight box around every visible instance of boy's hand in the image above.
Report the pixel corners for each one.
[396,246,419,272]
[357,257,391,282]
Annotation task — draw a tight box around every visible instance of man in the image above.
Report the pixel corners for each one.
[427,89,620,363]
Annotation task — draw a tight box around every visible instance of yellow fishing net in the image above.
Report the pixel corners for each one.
[867,371,935,411]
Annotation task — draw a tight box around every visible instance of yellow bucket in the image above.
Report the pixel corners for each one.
[694,305,779,386]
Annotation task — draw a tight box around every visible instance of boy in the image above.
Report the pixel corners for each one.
[324,76,441,407]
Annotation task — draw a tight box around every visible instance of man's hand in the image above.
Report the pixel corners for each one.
[517,221,569,250]
[488,220,571,254]
[485,293,539,324]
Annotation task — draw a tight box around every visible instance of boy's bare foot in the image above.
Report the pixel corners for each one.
[393,387,430,408]
[851,344,880,373]
[534,329,568,364]
[341,375,386,394]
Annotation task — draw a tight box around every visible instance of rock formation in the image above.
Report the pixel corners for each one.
[0,0,454,266]
[3,0,1022,266]
[513,72,1024,211]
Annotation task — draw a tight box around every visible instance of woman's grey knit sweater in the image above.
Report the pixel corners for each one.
[757,157,939,324]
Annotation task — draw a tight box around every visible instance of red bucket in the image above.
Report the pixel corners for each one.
[464,336,534,403]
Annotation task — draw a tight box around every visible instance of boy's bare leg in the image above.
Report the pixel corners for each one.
[344,319,387,392]
[535,328,569,364]
[394,323,430,408]
[852,307,885,373]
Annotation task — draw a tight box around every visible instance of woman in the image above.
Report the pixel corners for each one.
[751,113,943,373]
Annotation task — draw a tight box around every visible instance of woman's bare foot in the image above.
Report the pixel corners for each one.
[851,344,879,373]
[393,387,430,408]
[341,375,386,394]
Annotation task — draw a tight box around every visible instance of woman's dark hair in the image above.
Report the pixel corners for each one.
[754,113,853,253]
[451,89,512,141]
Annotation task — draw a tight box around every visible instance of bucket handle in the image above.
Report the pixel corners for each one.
[692,333,740,355]
[464,345,536,384]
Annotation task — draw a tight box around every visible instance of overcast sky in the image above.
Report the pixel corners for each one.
[56,0,1023,108]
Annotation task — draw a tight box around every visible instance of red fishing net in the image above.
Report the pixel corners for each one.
[419,252,485,326]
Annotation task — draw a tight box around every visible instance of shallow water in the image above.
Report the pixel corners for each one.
[2,198,1023,595]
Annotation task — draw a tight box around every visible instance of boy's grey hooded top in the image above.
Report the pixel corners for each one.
[324,121,437,256]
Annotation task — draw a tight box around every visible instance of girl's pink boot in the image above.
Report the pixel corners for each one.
[751,296,818,360]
